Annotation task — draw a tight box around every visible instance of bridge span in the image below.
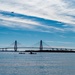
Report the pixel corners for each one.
[0,40,75,53]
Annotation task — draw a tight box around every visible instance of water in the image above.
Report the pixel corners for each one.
[0,52,75,75]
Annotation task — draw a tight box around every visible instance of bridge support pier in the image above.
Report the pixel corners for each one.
[40,40,43,51]
[14,40,17,52]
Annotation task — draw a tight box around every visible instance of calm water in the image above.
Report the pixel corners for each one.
[0,52,75,75]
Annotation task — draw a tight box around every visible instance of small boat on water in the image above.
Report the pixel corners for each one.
[19,52,25,54]
[29,51,37,54]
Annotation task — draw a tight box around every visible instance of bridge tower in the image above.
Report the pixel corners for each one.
[40,40,43,51]
[14,40,17,52]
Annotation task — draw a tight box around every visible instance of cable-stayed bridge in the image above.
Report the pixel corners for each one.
[0,40,75,53]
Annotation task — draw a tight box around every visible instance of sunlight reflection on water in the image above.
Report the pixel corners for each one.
[0,52,75,75]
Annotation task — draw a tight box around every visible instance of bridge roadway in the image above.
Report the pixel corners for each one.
[0,47,75,52]
[0,46,74,50]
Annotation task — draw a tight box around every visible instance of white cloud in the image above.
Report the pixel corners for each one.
[0,0,75,32]
[0,14,39,26]
[0,12,65,33]
[0,0,75,23]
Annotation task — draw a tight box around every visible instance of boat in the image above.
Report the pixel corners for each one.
[29,51,37,54]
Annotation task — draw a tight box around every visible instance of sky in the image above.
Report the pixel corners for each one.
[0,0,75,48]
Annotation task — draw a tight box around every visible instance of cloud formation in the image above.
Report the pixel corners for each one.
[0,0,75,32]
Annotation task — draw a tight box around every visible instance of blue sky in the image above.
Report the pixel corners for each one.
[0,0,75,48]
